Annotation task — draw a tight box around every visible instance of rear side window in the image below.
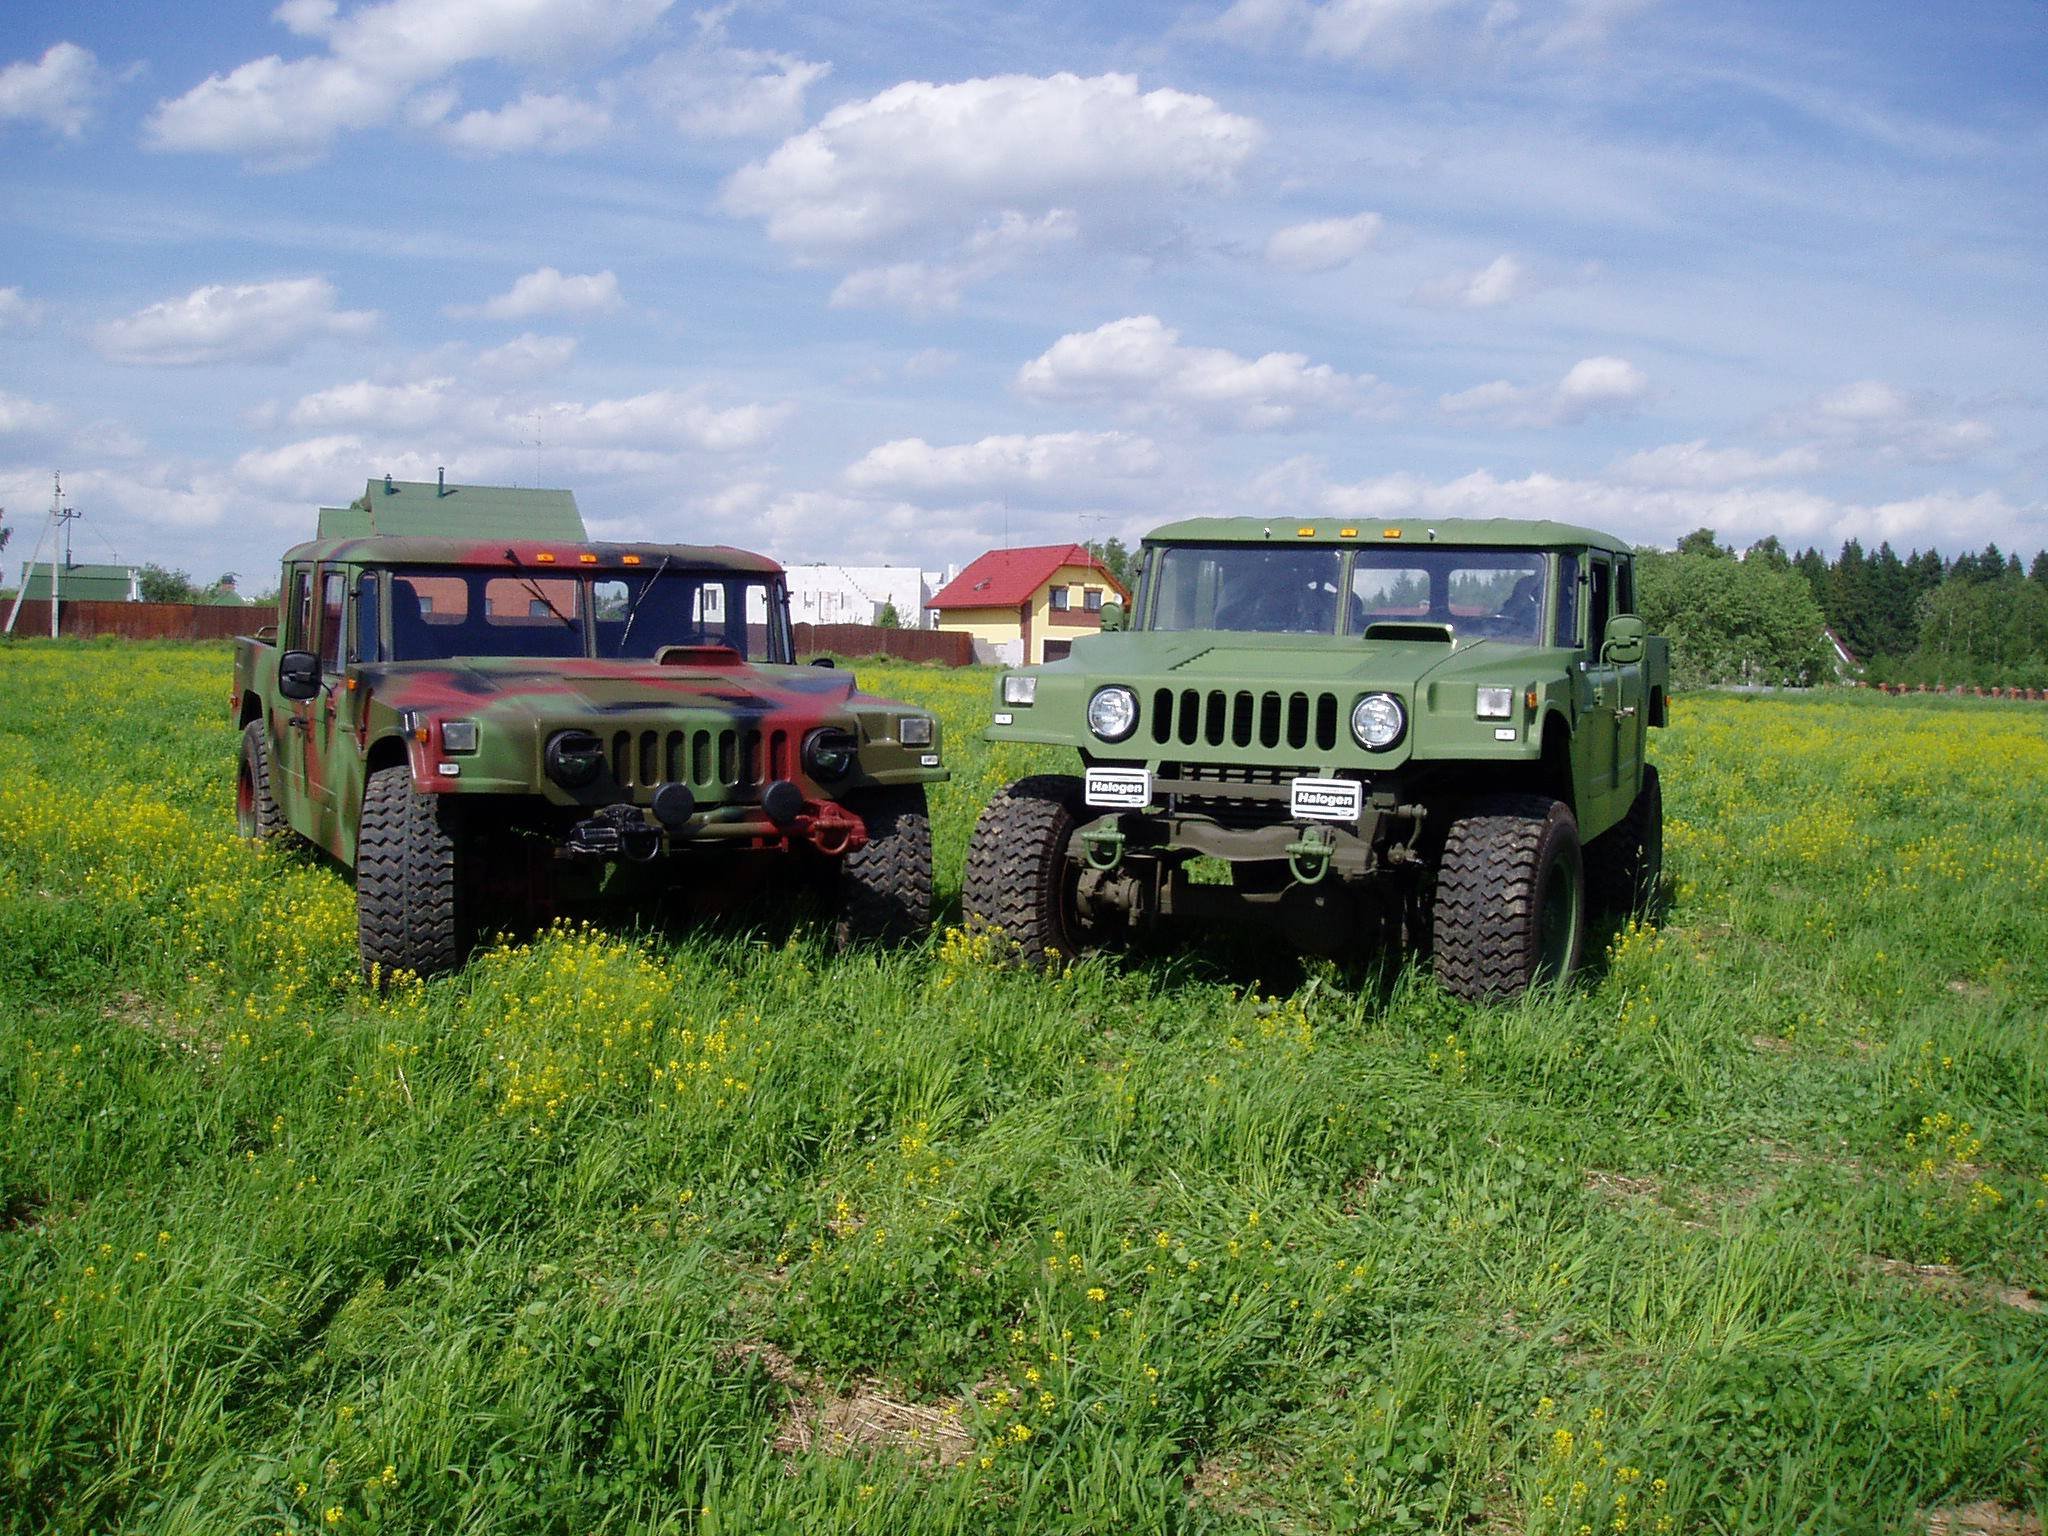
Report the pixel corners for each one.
[1615,555,1635,615]
[1587,557,1612,655]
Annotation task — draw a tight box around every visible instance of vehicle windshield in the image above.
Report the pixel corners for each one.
[1148,546,1346,633]
[383,567,792,662]
[1350,550,1548,644]
[1144,544,1552,643]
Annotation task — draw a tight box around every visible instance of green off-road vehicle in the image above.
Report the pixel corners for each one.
[233,536,946,976]
[962,517,1667,999]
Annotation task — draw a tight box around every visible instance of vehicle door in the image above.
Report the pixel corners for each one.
[1572,553,1623,834]
[305,566,348,840]
[327,570,378,861]
[1609,555,1646,793]
[280,564,316,821]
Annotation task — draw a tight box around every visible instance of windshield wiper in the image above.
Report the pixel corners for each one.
[502,547,578,630]
[615,554,673,656]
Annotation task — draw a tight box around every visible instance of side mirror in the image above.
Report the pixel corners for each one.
[1099,600,1125,632]
[1602,614,1646,666]
[278,649,321,700]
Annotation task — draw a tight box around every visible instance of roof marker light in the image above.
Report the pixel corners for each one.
[536,551,556,563]
[578,552,598,564]
[623,554,642,565]
[1297,526,1316,537]
[1382,528,1403,539]
[1340,527,1358,538]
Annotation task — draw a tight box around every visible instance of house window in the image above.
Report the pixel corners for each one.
[1049,586,1070,611]
[1083,588,1103,612]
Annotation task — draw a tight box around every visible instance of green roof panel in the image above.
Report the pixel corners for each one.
[316,478,586,541]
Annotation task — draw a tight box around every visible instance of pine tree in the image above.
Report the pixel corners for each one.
[2031,550,2048,584]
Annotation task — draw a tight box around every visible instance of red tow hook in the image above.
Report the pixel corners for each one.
[793,799,869,856]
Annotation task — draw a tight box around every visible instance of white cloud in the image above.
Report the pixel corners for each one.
[1612,439,1824,487]
[0,287,44,330]
[1206,0,1652,64]
[641,7,828,138]
[1440,354,1648,426]
[1412,252,1527,308]
[146,0,670,162]
[831,211,1079,316]
[0,42,105,138]
[473,332,578,380]
[538,390,791,453]
[436,92,611,154]
[0,390,63,437]
[93,278,378,366]
[288,377,456,431]
[457,267,623,321]
[1250,459,2041,556]
[1770,379,1995,465]
[724,72,1261,254]
[1265,212,1383,272]
[1018,315,1392,431]
[844,430,1162,498]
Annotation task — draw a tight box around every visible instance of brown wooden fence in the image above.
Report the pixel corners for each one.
[794,623,972,667]
[3,600,260,641]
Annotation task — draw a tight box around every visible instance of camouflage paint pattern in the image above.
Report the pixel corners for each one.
[234,537,945,866]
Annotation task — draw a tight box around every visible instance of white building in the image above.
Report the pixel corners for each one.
[782,564,949,629]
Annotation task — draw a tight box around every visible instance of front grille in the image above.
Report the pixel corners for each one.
[605,726,791,793]
[1149,687,1340,752]
[1155,762,1325,830]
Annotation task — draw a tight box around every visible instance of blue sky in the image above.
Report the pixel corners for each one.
[2,0,2043,586]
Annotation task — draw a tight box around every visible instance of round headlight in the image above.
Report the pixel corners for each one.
[545,728,605,788]
[802,726,858,781]
[1087,686,1138,742]
[1350,692,1405,750]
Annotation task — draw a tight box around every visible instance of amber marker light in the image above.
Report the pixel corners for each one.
[536,551,556,563]
[622,554,642,565]
[578,552,598,564]
[1340,527,1358,538]
[1525,688,1539,711]
[1297,526,1316,537]
[1382,528,1403,539]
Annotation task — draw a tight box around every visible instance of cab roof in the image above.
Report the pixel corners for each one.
[1143,515,1634,553]
[280,536,783,575]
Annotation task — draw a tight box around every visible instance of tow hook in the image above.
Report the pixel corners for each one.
[1285,826,1335,886]
[759,782,869,856]
[1080,826,1125,872]
[566,803,663,862]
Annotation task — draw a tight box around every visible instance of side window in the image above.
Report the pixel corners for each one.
[320,570,346,671]
[354,573,380,663]
[1587,557,1612,656]
[1615,555,1635,615]
[1049,585,1070,612]
[1554,553,1579,647]
[1083,587,1103,613]
[289,566,313,649]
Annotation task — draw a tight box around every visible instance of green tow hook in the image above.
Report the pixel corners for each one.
[1081,826,1126,872]
[1285,827,1334,886]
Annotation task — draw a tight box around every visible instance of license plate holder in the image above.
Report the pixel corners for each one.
[1084,767,1153,810]
[1289,776,1363,823]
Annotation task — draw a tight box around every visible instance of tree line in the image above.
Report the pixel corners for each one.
[1639,530,2048,689]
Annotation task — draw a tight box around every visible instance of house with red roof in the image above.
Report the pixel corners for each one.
[927,543,1129,665]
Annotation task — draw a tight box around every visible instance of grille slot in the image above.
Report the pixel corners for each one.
[603,726,790,792]
[1150,688,1341,751]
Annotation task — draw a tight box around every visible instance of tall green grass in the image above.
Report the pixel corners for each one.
[2,640,2044,1534]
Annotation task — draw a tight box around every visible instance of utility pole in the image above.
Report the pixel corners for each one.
[4,473,74,638]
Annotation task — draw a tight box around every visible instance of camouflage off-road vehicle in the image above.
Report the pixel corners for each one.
[962,517,1667,999]
[233,537,945,975]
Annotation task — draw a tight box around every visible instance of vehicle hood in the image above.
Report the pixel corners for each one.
[357,657,862,722]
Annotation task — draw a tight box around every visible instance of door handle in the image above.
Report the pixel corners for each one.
[287,717,310,730]
[1615,706,1637,718]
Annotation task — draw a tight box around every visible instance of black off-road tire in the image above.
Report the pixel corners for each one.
[960,775,1086,967]
[236,721,290,842]
[1584,765,1662,917]
[1431,795,1586,1001]
[833,786,934,948]
[356,764,470,979]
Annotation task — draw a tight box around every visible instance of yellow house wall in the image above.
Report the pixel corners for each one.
[933,606,1025,647]
[1026,564,1119,662]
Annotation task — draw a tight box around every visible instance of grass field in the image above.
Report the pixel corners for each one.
[3,640,2045,1536]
